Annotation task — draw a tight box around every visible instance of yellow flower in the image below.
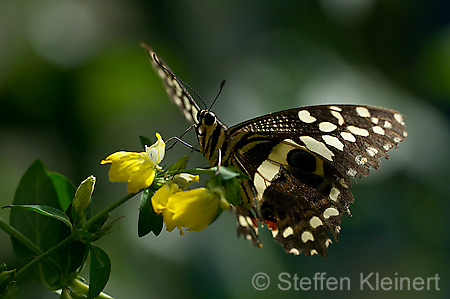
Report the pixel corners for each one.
[101,133,165,193]
[172,173,199,189]
[151,182,229,235]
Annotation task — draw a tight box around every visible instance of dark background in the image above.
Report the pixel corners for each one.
[0,0,449,298]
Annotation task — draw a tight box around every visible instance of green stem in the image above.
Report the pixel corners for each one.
[14,234,76,281]
[82,192,136,231]
[169,168,213,176]
[68,278,114,299]
[0,217,68,274]
[0,217,43,256]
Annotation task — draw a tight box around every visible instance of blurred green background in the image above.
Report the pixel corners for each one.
[1,0,449,298]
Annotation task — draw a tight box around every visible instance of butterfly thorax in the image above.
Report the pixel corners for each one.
[196,110,228,166]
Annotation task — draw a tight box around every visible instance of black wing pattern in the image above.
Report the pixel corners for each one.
[227,105,407,256]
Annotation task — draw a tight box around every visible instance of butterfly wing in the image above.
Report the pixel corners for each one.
[226,104,407,256]
[142,43,200,124]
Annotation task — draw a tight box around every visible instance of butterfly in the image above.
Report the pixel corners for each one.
[141,43,407,257]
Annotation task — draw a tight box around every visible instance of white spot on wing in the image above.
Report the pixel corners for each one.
[366,147,378,157]
[393,136,401,143]
[272,229,279,238]
[175,83,183,97]
[289,248,301,255]
[325,239,332,247]
[254,160,280,200]
[183,96,191,111]
[384,143,393,151]
[310,249,318,256]
[300,136,334,161]
[157,69,166,78]
[283,227,294,238]
[347,126,369,137]
[192,108,198,122]
[339,178,349,188]
[322,135,344,151]
[184,111,193,122]
[331,110,344,125]
[340,132,356,142]
[319,122,337,132]
[301,231,314,242]
[394,113,405,125]
[329,187,340,201]
[371,117,379,124]
[356,107,371,117]
[310,216,323,228]
[384,121,392,128]
[323,207,339,219]
[329,106,342,111]
[347,168,357,177]
[372,126,385,135]
[355,155,368,165]
[173,95,182,107]
[298,110,317,123]
[268,140,299,165]
[238,215,248,227]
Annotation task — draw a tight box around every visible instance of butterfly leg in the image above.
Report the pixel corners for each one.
[166,136,201,152]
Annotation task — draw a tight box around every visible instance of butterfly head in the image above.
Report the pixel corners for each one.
[199,110,217,126]
[196,110,218,136]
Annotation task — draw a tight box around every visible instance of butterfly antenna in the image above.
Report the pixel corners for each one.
[209,80,226,111]
[152,52,208,110]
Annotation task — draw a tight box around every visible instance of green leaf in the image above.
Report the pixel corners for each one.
[139,135,153,150]
[87,245,111,299]
[0,264,17,298]
[58,239,88,282]
[212,166,248,180]
[224,179,243,206]
[10,159,64,289]
[138,189,163,237]
[5,205,72,229]
[49,172,76,212]
[166,155,189,172]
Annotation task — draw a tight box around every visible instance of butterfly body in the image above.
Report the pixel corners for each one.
[142,44,407,257]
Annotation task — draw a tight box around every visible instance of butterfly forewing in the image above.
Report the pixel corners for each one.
[144,45,407,257]
[142,43,200,124]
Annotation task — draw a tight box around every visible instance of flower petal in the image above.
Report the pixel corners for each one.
[167,188,220,232]
[173,173,199,189]
[151,182,181,213]
[127,168,156,193]
[146,133,165,165]
[103,152,149,182]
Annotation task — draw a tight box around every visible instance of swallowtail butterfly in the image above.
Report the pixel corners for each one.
[142,44,407,257]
